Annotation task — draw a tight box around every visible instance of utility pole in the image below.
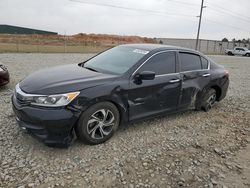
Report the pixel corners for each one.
[195,0,205,50]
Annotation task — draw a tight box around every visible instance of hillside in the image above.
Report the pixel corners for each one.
[0,33,157,53]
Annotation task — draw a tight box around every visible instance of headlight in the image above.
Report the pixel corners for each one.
[31,92,80,107]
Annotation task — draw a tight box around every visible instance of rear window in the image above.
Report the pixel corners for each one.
[235,48,243,51]
[179,53,202,72]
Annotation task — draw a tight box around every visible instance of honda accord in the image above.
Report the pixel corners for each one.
[12,44,229,147]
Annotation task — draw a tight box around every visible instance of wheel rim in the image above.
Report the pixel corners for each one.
[87,109,115,139]
[206,93,216,110]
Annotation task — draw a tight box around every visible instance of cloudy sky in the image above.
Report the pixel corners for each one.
[0,0,249,40]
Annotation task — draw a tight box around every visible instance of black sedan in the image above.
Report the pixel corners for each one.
[12,44,229,147]
[0,64,10,87]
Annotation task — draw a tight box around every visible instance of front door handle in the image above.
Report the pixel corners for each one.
[202,73,210,77]
[169,79,180,83]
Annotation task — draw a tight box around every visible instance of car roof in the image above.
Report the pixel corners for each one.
[120,43,199,53]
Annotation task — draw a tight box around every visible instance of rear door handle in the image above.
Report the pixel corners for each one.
[202,73,210,77]
[169,79,180,83]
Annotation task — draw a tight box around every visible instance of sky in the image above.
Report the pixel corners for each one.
[0,0,249,40]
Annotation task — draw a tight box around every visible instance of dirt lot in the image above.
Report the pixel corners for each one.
[0,54,250,188]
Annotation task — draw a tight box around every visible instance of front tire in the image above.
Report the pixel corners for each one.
[76,102,120,145]
[201,88,217,112]
[246,53,250,57]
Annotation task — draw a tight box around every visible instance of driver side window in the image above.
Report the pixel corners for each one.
[139,52,176,75]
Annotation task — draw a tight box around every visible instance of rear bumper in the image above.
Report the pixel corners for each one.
[0,70,9,86]
[12,96,81,147]
[219,77,229,101]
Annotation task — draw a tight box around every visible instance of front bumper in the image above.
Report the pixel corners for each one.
[12,96,81,147]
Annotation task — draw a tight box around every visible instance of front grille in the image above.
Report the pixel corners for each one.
[14,84,33,106]
[16,97,31,106]
[16,91,27,102]
[14,93,31,106]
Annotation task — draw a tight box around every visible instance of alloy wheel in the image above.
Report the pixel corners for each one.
[87,109,115,139]
[206,93,216,110]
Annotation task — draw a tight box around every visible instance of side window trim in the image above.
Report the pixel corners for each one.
[155,72,179,78]
[178,51,210,73]
[132,50,210,78]
[200,55,211,70]
[200,56,209,69]
[132,50,178,77]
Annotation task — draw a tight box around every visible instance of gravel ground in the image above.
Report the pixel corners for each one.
[0,54,250,188]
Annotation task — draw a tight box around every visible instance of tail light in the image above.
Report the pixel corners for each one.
[224,70,229,77]
[0,65,7,71]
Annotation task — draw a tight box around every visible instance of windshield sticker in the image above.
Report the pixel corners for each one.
[133,49,149,55]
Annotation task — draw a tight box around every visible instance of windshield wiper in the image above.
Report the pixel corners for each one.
[84,66,99,72]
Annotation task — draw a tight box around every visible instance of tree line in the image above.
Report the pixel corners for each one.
[222,38,250,44]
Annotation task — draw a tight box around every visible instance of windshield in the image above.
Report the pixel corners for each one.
[83,46,148,75]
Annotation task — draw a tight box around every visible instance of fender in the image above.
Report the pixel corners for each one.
[71,85,129,124]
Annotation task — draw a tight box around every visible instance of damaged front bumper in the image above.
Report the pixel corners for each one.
[12,96,81,147]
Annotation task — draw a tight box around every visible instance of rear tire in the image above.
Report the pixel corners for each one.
[201,88,217,112]
[76,102,120,145]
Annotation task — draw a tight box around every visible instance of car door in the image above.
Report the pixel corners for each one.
[178,52,210,109]
[234,48,241,55]
[239,48,246,56]
[128,51,181,121]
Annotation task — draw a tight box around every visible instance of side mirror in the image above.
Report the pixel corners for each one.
[135,71,155,81]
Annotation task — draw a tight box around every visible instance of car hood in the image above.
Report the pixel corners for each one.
[19,64,118,95]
